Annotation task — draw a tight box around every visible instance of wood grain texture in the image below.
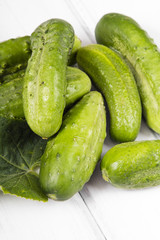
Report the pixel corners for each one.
[1,0,160,239]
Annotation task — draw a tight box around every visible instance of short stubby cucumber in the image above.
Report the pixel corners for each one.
[0,36,31,78]
[77,44,141,142]
[0,67,91,119]
[101,140,160,189]
[39,91,106,201]
[95,13,160,134]
[23,19,74,138]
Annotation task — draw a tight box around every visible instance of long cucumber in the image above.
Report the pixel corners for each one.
[77,44,141,142]
[95,13,160,134]
[23,19,74,138]
[40,91,106,200]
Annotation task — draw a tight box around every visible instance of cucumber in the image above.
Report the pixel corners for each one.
[23,19,74,138]
[65,66,91,107]
[95,13,160,134]
[68,35,81,65]
[0,35,80,83]
[1,69,25,84]
[0,67,91,119]
[77,44,141,142]
[39,91,106,201]
[101,140,160,189]
[0,36,31,78]
[0,70,25,119]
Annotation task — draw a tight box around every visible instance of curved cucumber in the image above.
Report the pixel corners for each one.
[0,36,31,78]
[77,44,141,142]
[0,67,91,119]
[23,19,74,138]
[95,13,160,134]
[101,140,160,189]
[39,91,106,201]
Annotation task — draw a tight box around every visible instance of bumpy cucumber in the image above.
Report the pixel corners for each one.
[77,44,141,142]
[101,140,160,189]
[23,19,74,138]
[39,91,106,201]
[0,67,91,119]
[95,13,160,134]
[0,36,31,78]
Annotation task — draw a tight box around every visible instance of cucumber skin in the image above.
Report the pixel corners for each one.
[77,44,141,142]
[0,70,25,119]
[101,140,160,189]
[39,91,106,201]
[0,67,91,119]
[95,13,160,134]
[65,67,91,107]
[0,36,31,78]
[23,19,74,138]
[68,36,81,66]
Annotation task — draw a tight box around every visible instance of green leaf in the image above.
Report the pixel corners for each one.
[0,116,48,201]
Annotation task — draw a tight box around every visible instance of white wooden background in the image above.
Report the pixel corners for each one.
[1,0,160,239]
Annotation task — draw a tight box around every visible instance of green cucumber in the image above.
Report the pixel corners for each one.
[0,35,80,82]
[101,140,160,189]
[95,13,160,134]
[77,44,141,142]
[23,19,74,138]
[0,36,31,78]
[0,67,91,119]
[39,91,106,201]
[68,35,81,65]
[0,70,25,118]
[1,69,25,84]
[65,67,91,107]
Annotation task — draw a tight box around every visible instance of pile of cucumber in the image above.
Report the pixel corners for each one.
[1,13,160,201]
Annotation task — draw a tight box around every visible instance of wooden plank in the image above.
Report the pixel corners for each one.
[69,1,160,239]
[0,191,106,240]
[0,1,106,239]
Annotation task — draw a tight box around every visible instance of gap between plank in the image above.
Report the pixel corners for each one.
[65,0,95,43]
[79,192,107,240]
[65,0,109,239]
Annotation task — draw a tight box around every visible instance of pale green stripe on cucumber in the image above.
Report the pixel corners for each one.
[77,44,141,142]
[0,67,91,119]
[23,19,74,138]
[101,140,160,189]
[95,13,160,134]
[39,91,106,201]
